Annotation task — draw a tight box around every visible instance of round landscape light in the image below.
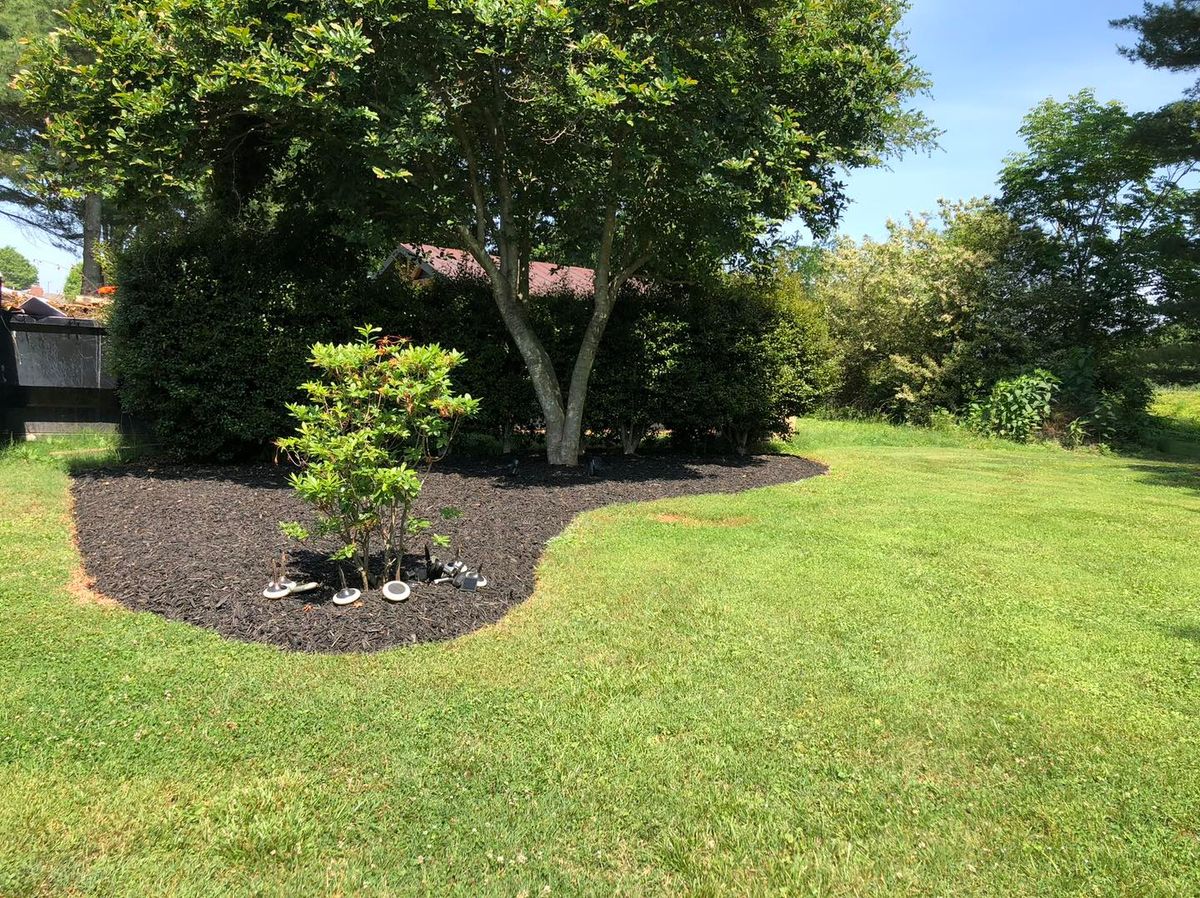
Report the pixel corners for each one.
[262,582,292,600]
[381,580,411,603]
[332,587,361,606]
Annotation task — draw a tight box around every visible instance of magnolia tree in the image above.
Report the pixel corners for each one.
[277,326,478,591]
[17,0,932,464]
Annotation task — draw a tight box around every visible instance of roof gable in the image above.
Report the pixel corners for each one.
[398,244,595,297]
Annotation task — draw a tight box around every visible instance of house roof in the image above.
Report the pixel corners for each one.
[398,244,595,297]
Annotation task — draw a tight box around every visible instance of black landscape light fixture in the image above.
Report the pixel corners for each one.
[424,545,445,581]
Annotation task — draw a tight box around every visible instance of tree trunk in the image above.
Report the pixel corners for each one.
[359,530,372,591]
[454,180,645,466]
[620,421,647,455]
[729,427,751,456]
[81,194,103,294]
[544,419,581,466]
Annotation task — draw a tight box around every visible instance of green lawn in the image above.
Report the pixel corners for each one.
[1145,386,1200,460]
[1,420,1198,896]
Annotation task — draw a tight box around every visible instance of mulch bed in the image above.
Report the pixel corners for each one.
[70,453,825,654]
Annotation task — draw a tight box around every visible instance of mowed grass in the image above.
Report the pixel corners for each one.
[1,421,1198,896]
[1145,386,1200,460]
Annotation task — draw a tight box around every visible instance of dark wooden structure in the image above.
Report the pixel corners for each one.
[1,311,123,439]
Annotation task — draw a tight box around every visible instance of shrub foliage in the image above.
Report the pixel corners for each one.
[967,370,1059,442]
[277,326,477,590]
[108,216,393,459]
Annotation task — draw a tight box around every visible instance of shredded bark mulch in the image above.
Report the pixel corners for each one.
[70,454,824,654]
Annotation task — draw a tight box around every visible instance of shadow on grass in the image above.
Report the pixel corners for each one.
[1164,624,1200,645]
[1125,412,1200,464]
[1125,463,1200,497]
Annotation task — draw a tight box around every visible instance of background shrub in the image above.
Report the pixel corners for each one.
[109,214,393,459]
[588,285,688,454]
[392,270,837,456]
[660,276,838,452]
[62,261,83,298]
[1138,325,1200,387]
[817,204,1029,424]
[110,221,840,460]
[967,370,1058,441]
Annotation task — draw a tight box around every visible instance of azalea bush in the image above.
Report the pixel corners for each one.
[277,326,478,590]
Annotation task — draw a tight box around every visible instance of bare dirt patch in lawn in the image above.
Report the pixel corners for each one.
[651,513,755,527]
[67,565,122,610]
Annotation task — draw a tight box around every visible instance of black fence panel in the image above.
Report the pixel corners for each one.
[1,312,124,439]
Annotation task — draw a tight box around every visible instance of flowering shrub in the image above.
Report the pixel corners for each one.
[277,325,478,590]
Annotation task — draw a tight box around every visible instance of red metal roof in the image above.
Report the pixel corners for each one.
[399,244,595,297]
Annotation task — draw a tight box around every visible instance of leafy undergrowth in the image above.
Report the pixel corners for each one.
[0,423,1198,896]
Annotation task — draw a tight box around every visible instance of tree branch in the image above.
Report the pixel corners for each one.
[450,116,490,249]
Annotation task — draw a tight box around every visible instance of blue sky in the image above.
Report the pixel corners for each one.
[830,0,1196,242]
[2,0,1196,291]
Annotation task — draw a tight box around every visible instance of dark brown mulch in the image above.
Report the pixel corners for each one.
[70,453,825,654]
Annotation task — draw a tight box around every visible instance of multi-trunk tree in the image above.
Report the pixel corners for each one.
[17,0,931,463]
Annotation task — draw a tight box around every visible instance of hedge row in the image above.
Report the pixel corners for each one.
[110,219,837,459]
[109,217,397,458]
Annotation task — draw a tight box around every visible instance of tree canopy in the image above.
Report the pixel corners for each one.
[15,0,933,463]
[999,90,1199,339]
[0,244,39,289]
[1113,0,1200,96]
